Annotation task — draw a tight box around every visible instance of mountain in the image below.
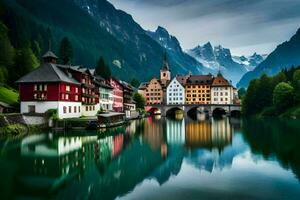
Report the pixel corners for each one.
[238,28,300,88]
[147,26,205,74]
[233,53,267,71]
[1,0,205,83]
[188,43,254,86]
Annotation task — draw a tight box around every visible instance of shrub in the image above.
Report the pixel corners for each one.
[273,82,294,112]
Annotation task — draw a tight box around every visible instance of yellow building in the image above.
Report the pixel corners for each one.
[185,75,213,104]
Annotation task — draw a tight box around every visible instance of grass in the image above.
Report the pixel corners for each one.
[0,85,19,106]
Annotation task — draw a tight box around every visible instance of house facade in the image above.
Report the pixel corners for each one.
[166,77,185,105]
[110,78,123,112]
[94,76,113,111]
[211,73,233,104]
[145,78,164,105]
[185,75,213,105]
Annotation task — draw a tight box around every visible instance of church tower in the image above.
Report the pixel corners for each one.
[160,53,171,86]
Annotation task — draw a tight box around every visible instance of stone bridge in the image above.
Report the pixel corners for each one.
[145,104,241,117]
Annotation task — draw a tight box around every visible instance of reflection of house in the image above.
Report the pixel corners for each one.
[19,135,98,194]
[166,118,186,145]
[143,117,165,150]
[185,118,232,150]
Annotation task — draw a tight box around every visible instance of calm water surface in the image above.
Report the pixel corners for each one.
[1,116,300,200]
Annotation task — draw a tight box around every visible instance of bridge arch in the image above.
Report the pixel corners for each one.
[212,107,228,118]
[165,106,184,116]
[146,107,161,115]
[230,109,241,117]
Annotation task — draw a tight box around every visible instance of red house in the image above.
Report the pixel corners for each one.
[17,51,100,118]
[109,78,124,112]
[17,51,82,119]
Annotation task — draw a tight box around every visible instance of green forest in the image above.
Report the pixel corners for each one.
[241,66,300,118]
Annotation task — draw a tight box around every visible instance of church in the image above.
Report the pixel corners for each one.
[138,54,171,105]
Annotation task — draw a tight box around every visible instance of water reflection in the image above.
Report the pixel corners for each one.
[0,117,300,199]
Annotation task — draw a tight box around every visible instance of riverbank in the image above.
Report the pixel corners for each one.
[255,105,300,119]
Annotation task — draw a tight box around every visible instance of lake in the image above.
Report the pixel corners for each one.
[1,116,300,200]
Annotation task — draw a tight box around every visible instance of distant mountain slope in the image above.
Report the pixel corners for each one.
[3,0,206,82]
[147,26,205,74]
[187,42,260,86]
[238,28,300,88]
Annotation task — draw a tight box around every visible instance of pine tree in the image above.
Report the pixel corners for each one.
[95,56,111,79]
[58,37,73,65]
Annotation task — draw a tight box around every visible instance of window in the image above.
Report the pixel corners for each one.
[74,106,77,113]
[66,85,70,92]
[63,106,67,113]
[69,106,71,113]
[65,94,69,100]
[78,106,81,112]
[75,87,78,93]
[44,85,47,91]
[34,84,37,91]
[75,95,78,101]
[61,94,65,100]
[28,105,35,113]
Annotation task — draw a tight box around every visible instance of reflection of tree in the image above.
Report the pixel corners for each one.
[185,118,232,151]
[242,118,300,181]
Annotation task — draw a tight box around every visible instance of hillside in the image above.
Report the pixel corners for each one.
[1,0,207,83]
[238,28,300,88]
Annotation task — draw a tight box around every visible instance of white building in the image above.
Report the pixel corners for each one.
[211,73,234,105]
[166,77,185,105]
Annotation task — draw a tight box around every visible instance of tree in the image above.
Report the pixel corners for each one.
[95,56,111,79]
[293,69,300,103]
[130,78,140,88]
[133,92,145,110]
[58,37,73,65]
[11,48,39,85]
[238,88,246,99]
[242,79,259,115]
[273,82,294,112]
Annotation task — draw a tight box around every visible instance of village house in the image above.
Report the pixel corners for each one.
[145,78,164,105]
[60,66,100,117]
[110,78,124,112]
[166,76,185,105]
[185,75,213,105]
[17,51,82,119]
[94,75,113,111]
[120,81,136,111]
[17,51,100,119]
[211,72,234,104]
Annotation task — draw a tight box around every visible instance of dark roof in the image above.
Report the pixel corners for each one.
[176,75,189,85]
[42,51,58,59]
[138,82,149,90]
[94,76,113,89]
[212,74,231,87]
[186,75,214,85]
[16,63,80,85]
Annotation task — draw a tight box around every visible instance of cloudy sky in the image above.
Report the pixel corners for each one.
[109,0,300,56]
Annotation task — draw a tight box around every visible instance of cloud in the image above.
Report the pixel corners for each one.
[109,0,300,55]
